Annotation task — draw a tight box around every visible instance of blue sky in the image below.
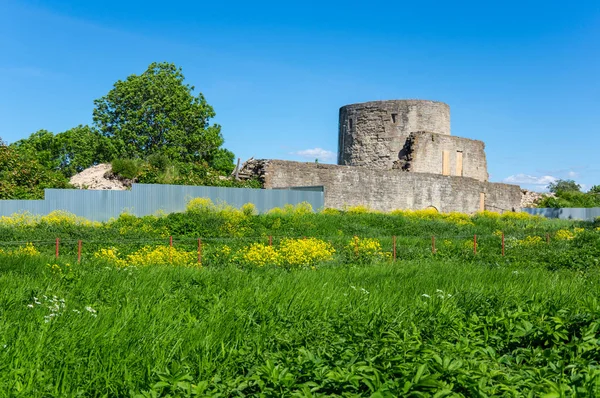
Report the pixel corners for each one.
[1,0,599,191]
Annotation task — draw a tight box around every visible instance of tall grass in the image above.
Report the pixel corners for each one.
[1,256,599,396]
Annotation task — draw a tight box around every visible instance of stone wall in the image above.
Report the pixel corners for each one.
[396,132,488,182]
[258,160,521,213]
[338,100,450,169]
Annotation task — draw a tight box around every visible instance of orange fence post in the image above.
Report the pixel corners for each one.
[269,236,273,246]
[77,240,82,263]
[354,236,359,257]
[198,238,202,265]
[55,238,59,259]
[431,236,436,254]
[392,236,396,261]
[473,234,477,255]
[546,233,550,244]
[501,233,505,257]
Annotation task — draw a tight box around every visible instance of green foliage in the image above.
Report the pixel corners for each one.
[3,62,242,197]
[111,158,143,180]
[9,129,56,169]
[538,190,600,208]
[208,147,235,174]
[547,178,581,193]
[53,125,116,176]
[132,159,259,188]
[9,126,115,177]
[2,256,600,395]
[0,145,72,199]
[93,62,227,163]
[1,206,599,395]
[146,152,170,171]
[588,185,600,194]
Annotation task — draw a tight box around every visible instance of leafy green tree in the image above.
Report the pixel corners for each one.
[10,126,115,177]
[547,179,581,193]
[54,125,116,176]
[10,129,57,170]
[208,148,235,174]
[588,185,600,195]
[0,145,71,199]
[93,62,227,163]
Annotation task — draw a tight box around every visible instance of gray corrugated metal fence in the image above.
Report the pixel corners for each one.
[0,184,324,222]
[523,207,600,221]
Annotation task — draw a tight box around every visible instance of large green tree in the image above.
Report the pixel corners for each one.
[547,179,581,193]
[0,143,71,199]
[10,129,56,170]
[53,125,116,176]
[9,126,114,177]
[92,62,227,164]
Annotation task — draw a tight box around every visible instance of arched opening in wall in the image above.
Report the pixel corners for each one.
[425,205,439,212]
[348,118,353,129]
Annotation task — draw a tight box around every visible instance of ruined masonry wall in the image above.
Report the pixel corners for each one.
[262,160,520,213]
[338,100,450,169]
[403,132,488,182]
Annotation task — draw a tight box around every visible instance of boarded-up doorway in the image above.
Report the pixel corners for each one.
[456,151,463,176]
[442,151,450,175]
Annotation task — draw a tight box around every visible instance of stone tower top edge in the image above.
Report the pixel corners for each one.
[339,99,450,110]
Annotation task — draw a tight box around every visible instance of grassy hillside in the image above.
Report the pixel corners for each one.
[0,201,597,271]
[2,257,600,396]
[1,203,600,396]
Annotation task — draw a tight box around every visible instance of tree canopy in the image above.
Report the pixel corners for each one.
[538,179,600,208]
[93,62,228,166]
[10,126,114,177]
[547,179,581,194]
[0,144,71,199]
[0,62,250,198]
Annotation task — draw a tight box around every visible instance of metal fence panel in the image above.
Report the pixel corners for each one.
[523,207,600,221]
[0,184,324,222]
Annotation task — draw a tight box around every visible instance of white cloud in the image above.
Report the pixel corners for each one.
[291,148,336,162]
[503,174,557,186]
[567,171,578,178]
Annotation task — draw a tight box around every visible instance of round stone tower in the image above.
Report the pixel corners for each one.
[338,100,450,168]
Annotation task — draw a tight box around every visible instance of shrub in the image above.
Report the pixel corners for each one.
[186,197,216,213]
[94,245,197,267]
[238,243,281,268]
[344,237,389,265]
[111,158,143,180]
[278,238,335,269]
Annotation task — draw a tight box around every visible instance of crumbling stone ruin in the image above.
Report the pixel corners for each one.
[237,100,522,213]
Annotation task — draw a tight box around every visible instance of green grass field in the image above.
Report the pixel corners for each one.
[1,206,600,396]
[2,257,600,396]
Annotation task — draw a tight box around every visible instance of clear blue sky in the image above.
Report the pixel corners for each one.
[1,0,599,191]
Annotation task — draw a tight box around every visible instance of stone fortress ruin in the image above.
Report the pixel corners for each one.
[237,99,522,213]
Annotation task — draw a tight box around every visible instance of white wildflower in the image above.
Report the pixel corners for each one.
[27,304,34,308]
[422,294,431,298]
